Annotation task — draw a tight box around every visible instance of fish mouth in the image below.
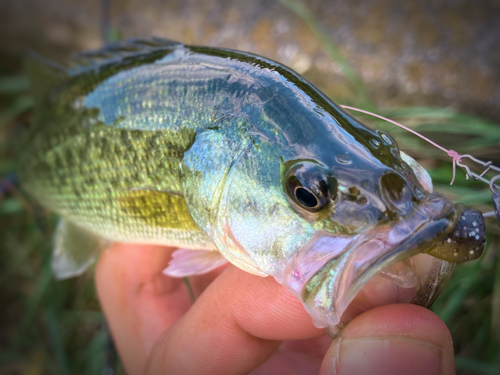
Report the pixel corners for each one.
[285,192,485,330]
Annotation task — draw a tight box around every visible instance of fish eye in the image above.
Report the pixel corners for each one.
[285,163,331,212]
[294,186,320,208]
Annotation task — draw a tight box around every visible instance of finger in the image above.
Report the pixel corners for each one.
[145,265,325,374]
[95,243,192,375]
[188,262,229,299]
[319,304,455,375]
[251,336,333,375]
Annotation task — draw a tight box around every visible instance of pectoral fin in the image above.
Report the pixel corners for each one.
[163,248,228,277]
[52,219,109,279]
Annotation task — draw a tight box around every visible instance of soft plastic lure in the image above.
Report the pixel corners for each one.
[20,38,486,331]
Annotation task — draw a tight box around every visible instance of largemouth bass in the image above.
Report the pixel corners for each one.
[20,38,486,330]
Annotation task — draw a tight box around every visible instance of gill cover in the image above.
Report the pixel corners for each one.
[181,114,268,276]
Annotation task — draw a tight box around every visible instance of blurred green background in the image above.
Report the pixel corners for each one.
[0,0,499,374]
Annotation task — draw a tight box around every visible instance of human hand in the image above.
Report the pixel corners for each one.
[95,243,455,374]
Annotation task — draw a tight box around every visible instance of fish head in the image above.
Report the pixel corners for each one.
[281,159,485,328]
[195,110,485,330]
[270,119,486,329]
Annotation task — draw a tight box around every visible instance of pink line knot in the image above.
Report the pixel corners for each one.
[447,150,462,185]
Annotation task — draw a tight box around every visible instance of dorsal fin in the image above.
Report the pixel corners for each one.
[24,37,183,101]
[67,37,184,76]
[24,52,68,103]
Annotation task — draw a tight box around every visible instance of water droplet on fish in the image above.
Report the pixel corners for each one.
[336,155,352,165]
[381,133,392,145]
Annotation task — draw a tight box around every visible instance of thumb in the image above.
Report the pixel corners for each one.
[319,304,455,375]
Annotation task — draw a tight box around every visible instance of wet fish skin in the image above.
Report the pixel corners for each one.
[20,39,403,250]
[20,38,484,328]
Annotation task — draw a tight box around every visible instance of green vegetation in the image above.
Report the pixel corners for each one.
[1,0,498,374]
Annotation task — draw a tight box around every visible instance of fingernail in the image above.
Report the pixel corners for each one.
[337,337,442,375]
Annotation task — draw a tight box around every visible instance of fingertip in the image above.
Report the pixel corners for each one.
[226,267,325,340]
[340,304,452,345]
[320,304,455,375]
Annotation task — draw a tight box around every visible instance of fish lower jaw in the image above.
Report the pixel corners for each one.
[293,199,466,330]
[328,253,451,336]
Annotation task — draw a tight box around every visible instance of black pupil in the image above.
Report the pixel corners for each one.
[295,187,318,208]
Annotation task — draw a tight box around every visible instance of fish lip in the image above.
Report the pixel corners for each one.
[292,192,461,328]
[341,192,461,285]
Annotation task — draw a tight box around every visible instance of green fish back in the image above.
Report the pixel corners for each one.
[20,39,218,249]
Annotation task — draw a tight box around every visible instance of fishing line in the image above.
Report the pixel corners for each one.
[341,105,500,224]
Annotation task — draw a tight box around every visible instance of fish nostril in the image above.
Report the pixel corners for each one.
[357,196,368,205]
[380,172,412,213]
[348,186,360,196]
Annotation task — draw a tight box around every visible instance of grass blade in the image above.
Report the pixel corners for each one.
[275,0,374,109]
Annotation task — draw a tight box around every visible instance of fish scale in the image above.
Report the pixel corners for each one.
[21,41,268,249]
